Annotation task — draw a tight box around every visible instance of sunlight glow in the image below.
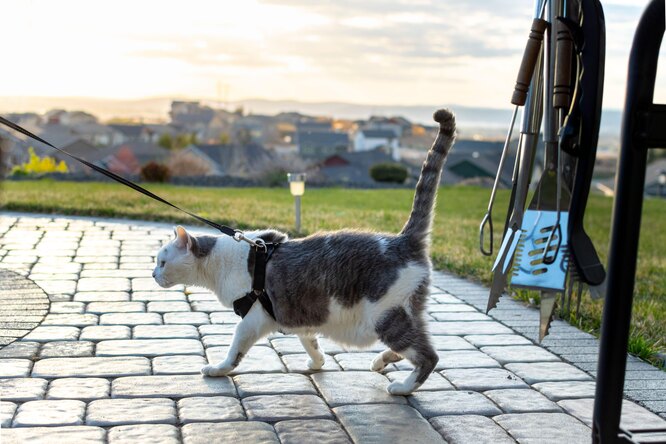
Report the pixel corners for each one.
[0,0,661,110]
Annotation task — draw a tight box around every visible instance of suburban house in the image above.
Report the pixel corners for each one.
[32,122,121,148]
[4,113,42,128]
[144,124,180,145]
[0,128,34,173]
[353,129,400,161]
[365,115,412,138]
[34,125,80,148]
[441,139,512,186]
[182,142,277,177]
[231,115,276,145]
[296,130,350,158]
[50,139,100,173]
[297,120,333,133]
[95,141,170,175]
[108,124,151,144]
[178,145,225,176]
[317,148,408,185]
[69,122,122,146]
[169,101,221,142]
[45,109,97,126]
[274,114,333,148]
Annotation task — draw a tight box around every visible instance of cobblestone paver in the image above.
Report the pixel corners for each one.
[1,213,666,443]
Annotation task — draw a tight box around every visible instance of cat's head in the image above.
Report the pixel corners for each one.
[153,225,201,288]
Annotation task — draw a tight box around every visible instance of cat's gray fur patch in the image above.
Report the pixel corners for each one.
[190,235,218,258]
[265,231,428,327]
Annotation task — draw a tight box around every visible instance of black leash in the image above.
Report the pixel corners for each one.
[0,115,239,239]
[1,115,283,319]
[2,115,282,319]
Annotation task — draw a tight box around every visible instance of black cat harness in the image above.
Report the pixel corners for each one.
[233,240,279,320]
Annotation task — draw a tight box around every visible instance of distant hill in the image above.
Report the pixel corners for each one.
[0,96,622,139]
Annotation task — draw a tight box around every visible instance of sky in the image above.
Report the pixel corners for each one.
[0,0,662,111]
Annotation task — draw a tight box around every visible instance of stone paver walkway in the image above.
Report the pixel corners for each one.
[0,212,665,443]
[0,269,49,346]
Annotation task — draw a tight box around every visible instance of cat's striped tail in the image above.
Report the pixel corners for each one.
[400,108,456,247]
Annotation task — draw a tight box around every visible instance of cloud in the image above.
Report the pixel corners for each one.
[132,0,528,83]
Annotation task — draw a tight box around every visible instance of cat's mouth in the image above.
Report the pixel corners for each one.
[155,276,176,288]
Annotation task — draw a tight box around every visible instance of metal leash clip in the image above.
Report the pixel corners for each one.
[233,230,268,252]
[234,230,257,246]
[253,238,268,253]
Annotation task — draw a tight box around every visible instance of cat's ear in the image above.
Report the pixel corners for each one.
[174,225,191,250]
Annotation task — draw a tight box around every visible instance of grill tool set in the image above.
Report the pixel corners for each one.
[480,0,606,341]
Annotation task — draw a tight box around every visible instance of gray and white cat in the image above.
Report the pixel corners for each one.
[153,109,456,395]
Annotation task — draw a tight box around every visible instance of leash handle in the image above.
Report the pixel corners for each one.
[0,115,237,238]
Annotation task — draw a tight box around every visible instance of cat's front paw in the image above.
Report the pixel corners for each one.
[386,380,417,396]
[306,356,325,371]
[201,364,231,377]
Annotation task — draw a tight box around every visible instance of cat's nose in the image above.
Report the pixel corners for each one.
[152,271,157,278]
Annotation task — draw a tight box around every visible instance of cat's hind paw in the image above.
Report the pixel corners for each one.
[201,364,231,377]
[307,356,325,371]
[386,380,418,396]
[371,355,387,372]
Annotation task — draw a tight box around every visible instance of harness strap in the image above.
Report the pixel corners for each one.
[233,243,278,320]
[233,291,275,320]
[0,116,237,238]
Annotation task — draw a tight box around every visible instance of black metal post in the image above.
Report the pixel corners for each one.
[592,1,665,442]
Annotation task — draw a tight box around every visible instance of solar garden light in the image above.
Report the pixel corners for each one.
[659,170,666,197]
[287,173,306,233]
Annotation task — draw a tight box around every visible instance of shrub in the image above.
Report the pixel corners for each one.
[369,162,408,183]
[260,168,288,187]
[158,132,197,150]
[158,133,173,150]
[140,162,171,182]
[11,147,68,176]
[167,151,213,177]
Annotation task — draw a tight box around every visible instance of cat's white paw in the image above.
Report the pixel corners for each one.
[386,380,417,396]
[307,356,325,370]
[371,355,387,372]
[201,364,231,377]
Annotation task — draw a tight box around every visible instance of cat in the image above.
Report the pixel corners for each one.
[153,108,456,395]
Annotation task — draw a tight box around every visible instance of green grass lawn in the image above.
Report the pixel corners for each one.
[1,179,664,367]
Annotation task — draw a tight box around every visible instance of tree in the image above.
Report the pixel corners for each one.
[219,132,231,145]
[174,133,197,150]
[158,133,173,150]
[235,127,252,146]
[158,132,197,150]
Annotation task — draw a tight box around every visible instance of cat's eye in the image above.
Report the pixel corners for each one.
[160,261,166,268]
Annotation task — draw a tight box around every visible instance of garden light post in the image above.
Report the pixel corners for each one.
[659,170,666,197]
[287,173,306,234]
